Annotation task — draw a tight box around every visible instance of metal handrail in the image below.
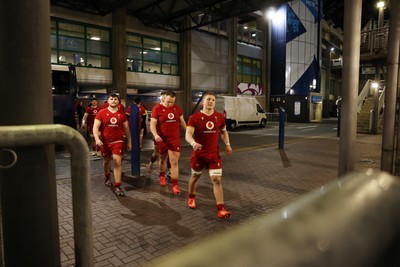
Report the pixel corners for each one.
[147,171,400,267]
[357,79,371,113]
[0,124,93,267]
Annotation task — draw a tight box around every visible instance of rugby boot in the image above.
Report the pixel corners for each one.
[217,208,232,219]
[114,184,125,196]
[172,184,181,195]
[159,176,167,186]
[188,197,196,209]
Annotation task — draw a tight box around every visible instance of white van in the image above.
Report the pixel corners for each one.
[215,96,267,130]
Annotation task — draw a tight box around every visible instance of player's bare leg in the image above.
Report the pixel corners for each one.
[168,150,181,194]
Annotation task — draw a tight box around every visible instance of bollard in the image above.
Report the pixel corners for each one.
[279,107,286,149]
[129,104,141,176]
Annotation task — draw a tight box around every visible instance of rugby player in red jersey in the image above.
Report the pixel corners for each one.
[150,90,187,194]
[185,91,233,219]
[93,93,132,196]
[81,97,101,156]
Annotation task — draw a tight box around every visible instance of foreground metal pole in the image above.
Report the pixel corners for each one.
[381,0,400,173]
[338,0,362,177]
[0,125,94,267]
[1,0,58,265]
[148,171,400,267]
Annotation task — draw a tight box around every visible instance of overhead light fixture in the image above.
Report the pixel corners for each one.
[377,1,385,8]
[265,8,276,20]
[244,26,248,30]
[90,36,100,41]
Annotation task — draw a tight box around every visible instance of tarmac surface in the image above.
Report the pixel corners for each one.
[55,119,383,266]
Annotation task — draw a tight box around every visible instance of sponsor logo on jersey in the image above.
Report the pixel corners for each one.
[206,121,214,130]
[168,113,175,120]
[204,120,216,133]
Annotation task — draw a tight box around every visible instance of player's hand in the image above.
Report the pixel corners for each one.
[191,142,202,151]
[95,140,103,147]
[154,135,163,142]
[225,145,232,155]
[127,142,132,152]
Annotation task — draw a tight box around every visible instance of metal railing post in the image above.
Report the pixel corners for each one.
[0,124,94,267]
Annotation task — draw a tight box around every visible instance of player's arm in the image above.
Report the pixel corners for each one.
[123,120,132,151]
[220,127,232,155]
[81,112,89,128]
[186,126,202,151]
[92,118,103,146]
[179,115,187,131]
[150,118,162,142]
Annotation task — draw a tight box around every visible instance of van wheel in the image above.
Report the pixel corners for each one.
[228,120,236,130]
[260,119,267,128]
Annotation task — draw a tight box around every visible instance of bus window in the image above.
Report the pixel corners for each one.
[52,65,77,128]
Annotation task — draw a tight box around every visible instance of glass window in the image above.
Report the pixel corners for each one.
[86,27,109,42]
[162,52,178,64]
[237,56,262,84]
[58,22,84,38]
[51,18,111,68]
[87,40,110,55]
[127,60,142,72]
[128,47,142,60]
[143,38,160,50]
[51,34,57,49]
[127,33,178,75]
[51,50,58,64]
[87,55,109,68]
[162,42,177,53]
[58,36,85,52]
[143,49,161,62]
[143,62,161,73]
[127,35,142,47]
[51,20,57,34]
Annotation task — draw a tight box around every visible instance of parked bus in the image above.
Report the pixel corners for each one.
[52,65,78,128]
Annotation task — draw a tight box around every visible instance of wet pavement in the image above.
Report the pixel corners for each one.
[55,120,383,266]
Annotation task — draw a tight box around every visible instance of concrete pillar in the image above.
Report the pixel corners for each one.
[0,1,60,266]
[180,18,192,119]
[112,6,128,105]
[228,17,238,96]
[338,0,362,177]
[382,0,400,173]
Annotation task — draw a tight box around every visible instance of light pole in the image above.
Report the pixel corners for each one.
[377,1,385,28]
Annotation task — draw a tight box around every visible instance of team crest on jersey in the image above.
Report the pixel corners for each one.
[110,117,117,124]
[168,113,175,120]
[206,121,214,130]
[93,110,98,114]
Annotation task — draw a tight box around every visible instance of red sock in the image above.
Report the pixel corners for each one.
[114,182,121,188]
[217,204,225,211]
[172,180,178,186]
[159,171,165,177]
[188,194,196,199]
[105,173,111,179]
